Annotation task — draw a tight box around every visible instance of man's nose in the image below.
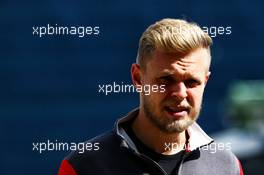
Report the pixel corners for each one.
[170,82,188,100]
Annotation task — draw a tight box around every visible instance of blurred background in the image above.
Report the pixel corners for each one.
[1,0,263,174]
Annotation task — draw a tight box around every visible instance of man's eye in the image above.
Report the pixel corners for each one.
[185,79,201,87]
[158,76,174,85]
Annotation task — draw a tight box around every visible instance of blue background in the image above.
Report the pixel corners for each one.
[1,0,263,174]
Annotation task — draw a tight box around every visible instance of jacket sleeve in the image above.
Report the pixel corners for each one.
[58,159,78,175]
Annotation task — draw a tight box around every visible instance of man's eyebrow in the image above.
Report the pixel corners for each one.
[185,73,203,81]
[157,71,202,81]
[156,70,175,77]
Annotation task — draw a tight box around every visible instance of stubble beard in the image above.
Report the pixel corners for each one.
[143,95,201,133]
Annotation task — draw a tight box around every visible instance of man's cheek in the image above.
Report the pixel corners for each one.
[189,90,202,104]
[192,95,203,113]
[148,95,159,109]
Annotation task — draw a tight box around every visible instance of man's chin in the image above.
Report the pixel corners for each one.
[158,113,196,133]
[164,110,189,121]
[143,105,197,133]
[165,120,194,133]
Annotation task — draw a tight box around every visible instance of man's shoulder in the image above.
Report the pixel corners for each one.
[65,130,121,163]
[184,142,241,175]
[87,129,118,145]
[59,130,125,174]
[199,141,238,161]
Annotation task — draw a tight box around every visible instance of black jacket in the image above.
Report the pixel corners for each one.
[58,109,243,175]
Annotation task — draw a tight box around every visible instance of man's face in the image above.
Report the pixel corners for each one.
[135,48,210,133]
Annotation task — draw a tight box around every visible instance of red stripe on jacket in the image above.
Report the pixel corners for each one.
[58,160,77,175]
[237,159,244,175]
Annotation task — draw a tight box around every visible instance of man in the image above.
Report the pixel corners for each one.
[58,18,244,175]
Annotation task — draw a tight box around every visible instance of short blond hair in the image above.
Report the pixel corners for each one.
[137,18,213,69]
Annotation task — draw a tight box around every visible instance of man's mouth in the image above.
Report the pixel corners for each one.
[164,106,189,119]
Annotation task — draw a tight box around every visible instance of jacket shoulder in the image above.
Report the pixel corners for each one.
[183,142,241,175]
[63,130,121,173]
[66,130,119,159]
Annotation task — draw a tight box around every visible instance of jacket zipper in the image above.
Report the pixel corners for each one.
[127,149,168,175]
[176,151,189,175]
[139,154,168,175]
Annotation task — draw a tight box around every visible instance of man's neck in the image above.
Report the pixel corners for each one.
[132,109,186,155]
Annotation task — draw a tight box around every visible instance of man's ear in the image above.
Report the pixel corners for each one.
[131,63,142,86]
[205,71,211,84]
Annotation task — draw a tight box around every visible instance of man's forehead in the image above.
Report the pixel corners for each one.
[155,48,208,62]
[153,49,187,61]
[156,68,204,79]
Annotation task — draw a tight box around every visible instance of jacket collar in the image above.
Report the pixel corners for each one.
[115,108,213,152]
